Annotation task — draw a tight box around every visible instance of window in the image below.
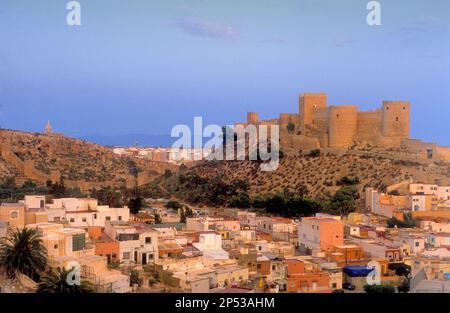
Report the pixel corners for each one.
[145,237,152,244]
[93,214,97,219]
[54,244,58,249]
[118,216,122,221]
[82,217,87,222]
[272,265,276,271]
[257,264,261,269]
[258,246,262,251]
[40,200,45,208]
[10,211,19,219]
[70,218,75,223]
[105,216,111,221]
[72,234,85,252]
[396,117,399,122]
[123,252,131,260]
[332,283,337,288]
[415,242,420,247]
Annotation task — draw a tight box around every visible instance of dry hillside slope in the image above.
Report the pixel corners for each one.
[0,129,176,190]
[192,149,450,199]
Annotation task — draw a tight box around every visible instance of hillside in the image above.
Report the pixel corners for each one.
[0,129,176,190]
[186,148,450,203]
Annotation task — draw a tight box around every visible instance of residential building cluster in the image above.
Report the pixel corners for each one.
[112,147,210,164]
[1,181,450,293]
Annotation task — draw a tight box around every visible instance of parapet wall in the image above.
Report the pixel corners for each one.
[356,110,382,142]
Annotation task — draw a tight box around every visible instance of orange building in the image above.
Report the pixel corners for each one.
[90,228,120,263]
[328,244,366,264]
[285,259,331,293]
[298,217,344,253]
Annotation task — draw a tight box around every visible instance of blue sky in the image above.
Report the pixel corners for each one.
[0,0,449,145]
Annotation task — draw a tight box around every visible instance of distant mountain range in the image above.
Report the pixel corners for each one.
[76,134,175,147]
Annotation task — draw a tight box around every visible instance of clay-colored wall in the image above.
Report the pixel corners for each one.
[292,135,320,150]
[0,205,25,228]
[328,106,358,148]
[311,107,329,133]
[435,146,450,162]
[247,112,260,125]
[382,101,410,138]
[299,93,327,126]
[279,113,299,129]
[356,110,382,141]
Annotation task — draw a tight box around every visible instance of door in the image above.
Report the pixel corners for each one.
[142,253,147,265]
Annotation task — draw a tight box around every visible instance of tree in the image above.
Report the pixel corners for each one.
[164,169,173,179]
[306,149,321,157]
[328,187,359,216]
[364,284,395,293]
[228,192,250,209]
[180,206,195,223]
[154,213,162,224]
[336,176,360,186]
[128,196,145,215]
[37,267,95,293]
[286,122,295,134]
[297,184,309,198]
[387,213,417,228]
[165,200,182,210]
[0,227,47,280]
[130,269,142,286]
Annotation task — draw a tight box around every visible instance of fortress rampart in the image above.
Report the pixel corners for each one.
[235,92,449,162]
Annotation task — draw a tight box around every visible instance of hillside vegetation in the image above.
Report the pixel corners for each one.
[0,129,175,189]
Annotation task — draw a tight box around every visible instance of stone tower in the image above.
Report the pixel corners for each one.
[381,101,410,138]
[44,120,53,135]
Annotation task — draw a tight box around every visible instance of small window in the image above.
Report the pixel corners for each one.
[123,252,131,260]
[396,117,399,122]
[70,218,75,223]
[105,216,111,221]
[54,244,58,249]
[93,214,97,219]
[118,216,122,221]
[145,237,152,244]
[82,217,87,222]
[10,211,19,219]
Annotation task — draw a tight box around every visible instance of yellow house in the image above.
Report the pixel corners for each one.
[0,203,26,228]
[215,264,249,287]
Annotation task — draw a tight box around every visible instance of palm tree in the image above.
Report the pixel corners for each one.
[37,267,95,293]
[0,227,47,280]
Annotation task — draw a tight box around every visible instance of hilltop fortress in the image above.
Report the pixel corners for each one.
[236,93,450,162]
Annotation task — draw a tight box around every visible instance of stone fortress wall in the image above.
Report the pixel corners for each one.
[235,92,449,163]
